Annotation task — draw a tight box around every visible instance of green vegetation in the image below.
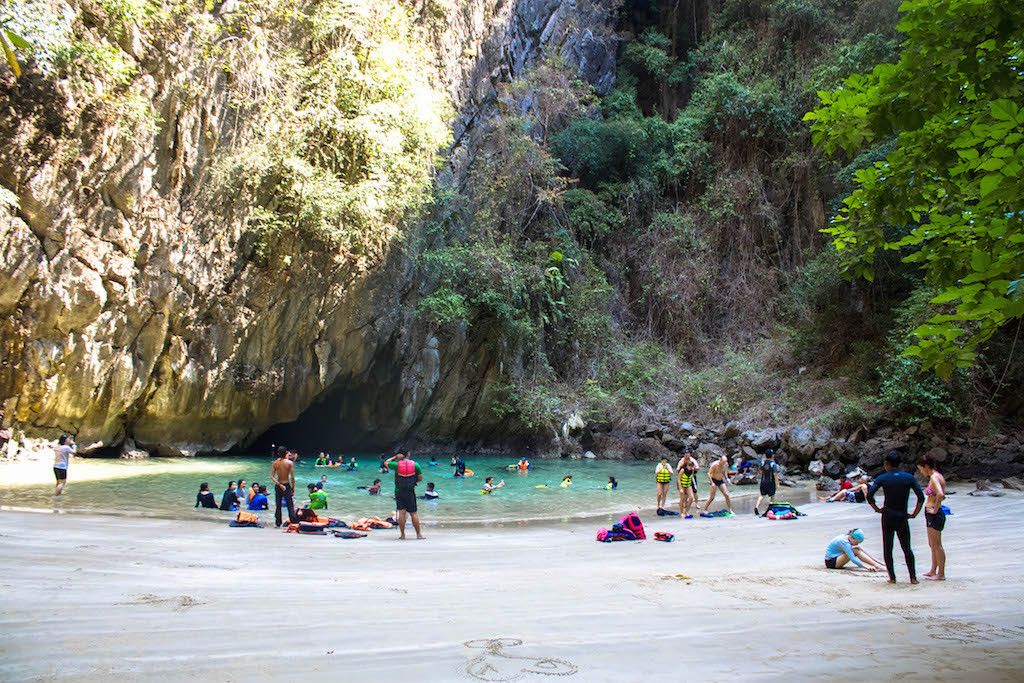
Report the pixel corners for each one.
[807,0,1024,377]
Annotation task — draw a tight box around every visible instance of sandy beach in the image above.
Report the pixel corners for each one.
[1,489,1022,682]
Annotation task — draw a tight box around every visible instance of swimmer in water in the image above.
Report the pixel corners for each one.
[195,482,217,508]
[606,476,617,490]
[560,475,573,488]
[481,476,505,493]
[358,478,382,495]
[423,482,439,499]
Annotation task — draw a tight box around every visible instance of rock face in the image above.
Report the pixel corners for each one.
[0,0,619,455]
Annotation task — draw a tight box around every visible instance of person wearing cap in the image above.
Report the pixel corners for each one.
[52,434,75,497]
[824,528,885,571]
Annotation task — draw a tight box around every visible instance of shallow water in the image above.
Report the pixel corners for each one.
[0,453,760,524]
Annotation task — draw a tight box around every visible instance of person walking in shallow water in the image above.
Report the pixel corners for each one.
[52,434,74,497]
[271,446,297,527]
[917,453,947,581]
[867,452,924,584]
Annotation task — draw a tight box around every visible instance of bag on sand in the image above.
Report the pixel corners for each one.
[597,523,638,542]
[764,502,804,519]
[654,532,674,542]
[230,511,262,528]
[618,513,646,539]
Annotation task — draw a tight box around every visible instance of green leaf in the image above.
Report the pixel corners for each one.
[5,31,30,51]
[979,174,1001,197]
[991,100,1019,122]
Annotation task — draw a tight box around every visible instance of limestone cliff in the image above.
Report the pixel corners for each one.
[0,0,619,454]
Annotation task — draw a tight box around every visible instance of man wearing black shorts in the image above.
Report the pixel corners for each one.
[385,450,425,540]
[867,452,925,584]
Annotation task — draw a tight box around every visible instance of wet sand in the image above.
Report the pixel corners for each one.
[1,489,1022,681]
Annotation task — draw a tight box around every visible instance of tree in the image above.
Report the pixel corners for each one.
[805,0,1024,378]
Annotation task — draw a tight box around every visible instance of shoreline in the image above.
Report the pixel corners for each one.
[1,494,1022,681]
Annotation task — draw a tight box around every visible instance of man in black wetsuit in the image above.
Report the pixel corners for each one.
[867,452,925,584]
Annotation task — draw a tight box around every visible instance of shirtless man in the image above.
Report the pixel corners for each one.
[271,446,297,527]
[701,454,734,515]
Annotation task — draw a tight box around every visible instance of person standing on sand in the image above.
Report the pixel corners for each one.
[271,446,297,527]
[655,457,673,511]
[916,453,947,581]
[867,452,925,584]
[754,451,780,516]
[676,452,698,518]
[52,434,75,497]
[702,454,734,515]
[384,450,425,540]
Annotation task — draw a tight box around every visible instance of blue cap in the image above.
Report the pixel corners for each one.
[850,528,865,543]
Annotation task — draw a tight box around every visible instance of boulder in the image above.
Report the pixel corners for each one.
[1001,477,1024,491]
[640,425,663,439]
[723,421,742,439]
[583,450,597,460]
[697,442,726,463]
[858,452,883,470]
[808,460,824,475]
[845,466,867,481]
[926,447,948,463]
[741,445,758,459]
[816,476,839,492]
[678,421,695,435]
[731,472,759,486]
[825,461,844,478]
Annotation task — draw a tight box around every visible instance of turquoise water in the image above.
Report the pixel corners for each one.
[0,454,759,525]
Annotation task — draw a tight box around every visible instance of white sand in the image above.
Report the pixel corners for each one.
[1,490,1022,682]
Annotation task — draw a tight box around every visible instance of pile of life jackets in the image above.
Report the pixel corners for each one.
[350,517,394,532]
[596,513,646,542]
[763,502,805,520]
[283,508,350,534]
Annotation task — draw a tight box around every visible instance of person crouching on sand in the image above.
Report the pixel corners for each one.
[824,528,885,572]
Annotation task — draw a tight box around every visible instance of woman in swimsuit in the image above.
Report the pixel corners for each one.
[676,454,698,518]
[655,457,673,510]
[917,453,947,580]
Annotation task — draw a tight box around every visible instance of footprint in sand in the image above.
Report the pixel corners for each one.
[464,638,577,681]
[118,594,204,611]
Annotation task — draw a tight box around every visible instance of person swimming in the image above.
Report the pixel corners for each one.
[606,476,617,490]
[518,457,530,470]
[195,482,217,509]
[560,475,573,488]
[481,477,505,494]
[423,482,439,499]
[315,453,327,467]
[428,457,438,467]
[452,456,467,477]
[358,479,382,495]
[347,457,357,471]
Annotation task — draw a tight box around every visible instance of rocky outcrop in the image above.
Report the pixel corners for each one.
[0,0,619,455]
